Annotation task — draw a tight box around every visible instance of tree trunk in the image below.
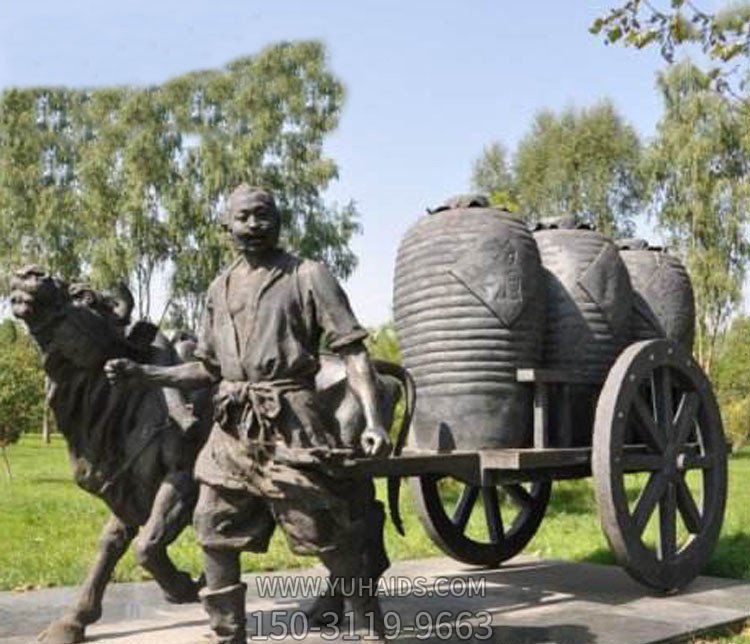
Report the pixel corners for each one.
[1,444,11,481]
[42,375,51,444]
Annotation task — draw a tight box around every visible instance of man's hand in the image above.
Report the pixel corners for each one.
[104,358,144,385]
[360,425,392,458]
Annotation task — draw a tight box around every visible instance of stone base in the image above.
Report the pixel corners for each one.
[2,557,750,643]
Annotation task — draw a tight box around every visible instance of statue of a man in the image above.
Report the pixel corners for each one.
[105,185,392,643]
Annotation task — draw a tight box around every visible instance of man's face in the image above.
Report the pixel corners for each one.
[109,296,132,324]
[228,201,280,256]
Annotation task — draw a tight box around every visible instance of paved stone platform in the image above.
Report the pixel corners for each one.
[2,557,750,643]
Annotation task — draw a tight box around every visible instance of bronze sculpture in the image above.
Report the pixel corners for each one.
[104,185,393,643]
[10,269,211,644]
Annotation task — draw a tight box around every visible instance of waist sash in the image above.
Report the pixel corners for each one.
[213,378,310,455]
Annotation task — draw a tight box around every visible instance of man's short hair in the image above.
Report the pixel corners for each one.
[220,184,279,228]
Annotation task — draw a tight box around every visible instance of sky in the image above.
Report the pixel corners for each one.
[1,0,675,325]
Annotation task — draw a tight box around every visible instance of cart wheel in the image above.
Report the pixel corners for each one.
[592,339,727,592]
[410,475,550,567]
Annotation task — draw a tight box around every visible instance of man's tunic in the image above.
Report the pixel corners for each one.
[192,249,371,554]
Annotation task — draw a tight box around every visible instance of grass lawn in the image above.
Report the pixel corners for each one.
[2,436,750,642]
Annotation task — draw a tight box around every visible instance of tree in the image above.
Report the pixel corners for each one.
[713,315,750,402]
[512,101,644,235]
[0,41,361,328]
[470,142,519,211]
[591,2,750,95]
[161,42,360,327]
[0,320,46,477]
[712,315,750,449]
[645,62,750,373]
[0,89,84,290]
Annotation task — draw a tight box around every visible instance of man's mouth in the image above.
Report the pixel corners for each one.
[236,234,269,249]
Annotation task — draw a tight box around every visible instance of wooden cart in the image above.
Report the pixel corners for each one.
[346,339,728,593]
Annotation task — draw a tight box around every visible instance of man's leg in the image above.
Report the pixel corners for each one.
[193,483,276,644]
[273,474,389,642]
[318,522,387,642]
[305,481,389,628]
[200,548,246,644]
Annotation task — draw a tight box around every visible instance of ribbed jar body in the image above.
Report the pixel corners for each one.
[394,206,544,451]
[534,226,633,445]
[618,242,695,351]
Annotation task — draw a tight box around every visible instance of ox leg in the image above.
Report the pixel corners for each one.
[134,470,201,603]
[39,515,136,644]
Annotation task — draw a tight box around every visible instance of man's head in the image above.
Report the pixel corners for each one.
[222,184,281,257]
[103,282,135,326]
[69,283,101,310]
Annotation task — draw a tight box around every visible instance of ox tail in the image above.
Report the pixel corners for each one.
[372,359,416,537]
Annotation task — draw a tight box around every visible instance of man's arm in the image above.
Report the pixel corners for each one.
[339,343,392,458]
[104,358,216,390]
[303,260,392,457]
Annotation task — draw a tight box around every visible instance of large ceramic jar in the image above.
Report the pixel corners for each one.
[393,195,545,451]
[617,238,695,351]
[534,218,633,445]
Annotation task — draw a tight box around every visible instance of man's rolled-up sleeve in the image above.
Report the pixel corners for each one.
[305,261,369,351]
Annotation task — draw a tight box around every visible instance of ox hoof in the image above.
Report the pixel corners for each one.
[305,593,344,628]
[38,619,84,644]
[163,573,202,604]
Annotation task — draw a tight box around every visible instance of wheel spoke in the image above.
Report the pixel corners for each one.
[632,472,668,535]
[680,453,714,470]
[633,394,666,453]
[452,485,479,531]
[504,483,533,509]
[675,475,702,534]
[673,392,700,450]
[658,481,677,561]
[653,366,674,435]
[482,486,504,544]
[621,452,664,472]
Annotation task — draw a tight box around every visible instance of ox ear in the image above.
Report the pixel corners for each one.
[10,265,45,290]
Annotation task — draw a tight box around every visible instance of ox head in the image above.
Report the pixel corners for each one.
[10,265,69,331]
[10,266,132,369]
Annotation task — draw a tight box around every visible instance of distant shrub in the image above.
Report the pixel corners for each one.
[366,323,401,364]
[722,397,750,453]
[0,321,45,477]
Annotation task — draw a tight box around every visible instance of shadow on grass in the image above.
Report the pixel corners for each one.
[579,547,617,566]
[546,484,596,516]
[29,477,71,485]
[577,532,750,582]
[706,532,750,580]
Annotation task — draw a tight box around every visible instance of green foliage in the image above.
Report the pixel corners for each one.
[0,321,45,476]
[591,2,750,63]
[645,62,750,373]
[365,323,402,364]
[473,101,643,235]
[713,316,750,402]
[471,143,521,212]
[471,143,515,198]
[722,397,750,452]
[592,2,750,95]
[712,316,750,449]
[487,189,520,213]
[0,41,360,327]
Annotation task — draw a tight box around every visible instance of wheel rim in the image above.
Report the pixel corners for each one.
[411,475,550,567]
[593,340,727,592]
